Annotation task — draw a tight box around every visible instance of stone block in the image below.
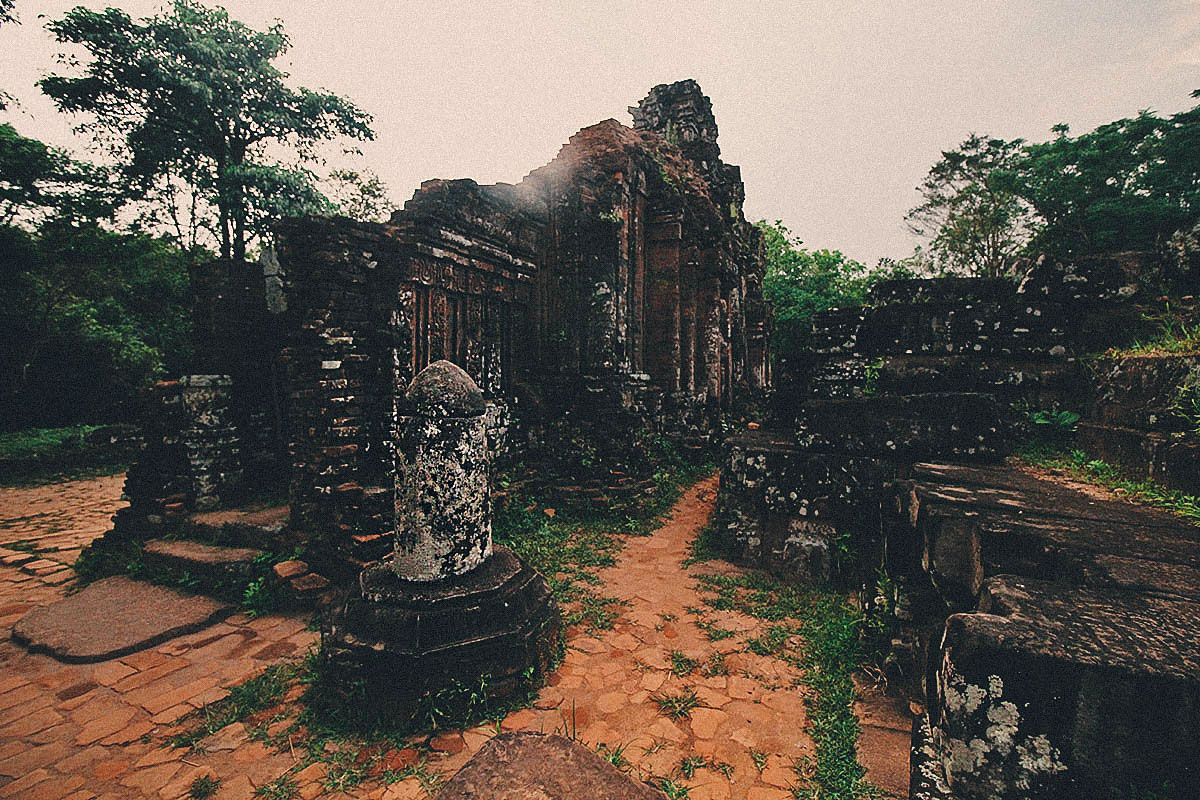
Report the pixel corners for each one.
[324,546,559,724]
[436,731,664,799]
[928,575,1200,799]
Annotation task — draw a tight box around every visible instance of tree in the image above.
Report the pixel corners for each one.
[1018,110,1198,258]
[40,0,374,261]
[0,221,195,428]
[906,134,1035,278]
[0,124,118,226]
[1,0,18,110]
[326,168,393,222]
[759,220,912,357]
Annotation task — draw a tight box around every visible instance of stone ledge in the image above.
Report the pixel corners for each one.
[435,732,665,799]
[13,577,234,663]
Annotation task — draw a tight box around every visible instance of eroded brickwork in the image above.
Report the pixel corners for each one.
[275,81,772,571]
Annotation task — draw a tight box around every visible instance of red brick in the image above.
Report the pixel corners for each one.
[92,759,131,781]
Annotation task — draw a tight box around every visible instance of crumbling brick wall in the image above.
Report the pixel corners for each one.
[275,81,772,571]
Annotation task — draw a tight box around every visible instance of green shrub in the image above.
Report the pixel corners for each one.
[0,424,138,485]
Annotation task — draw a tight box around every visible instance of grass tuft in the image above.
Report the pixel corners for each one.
[188,774,220,800]
[668,650,699,677]
[652,688,702,719]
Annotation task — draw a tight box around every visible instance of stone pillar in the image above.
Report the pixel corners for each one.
[179,375,242,511]
[393,360,492,581]
[325,361,559,727]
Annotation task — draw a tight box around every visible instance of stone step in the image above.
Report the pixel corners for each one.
[142,538,264,595]
[793,393,1008,461]
[866,276,1014,306]
[810,301,1072,359]
[930,574,1200,799]
[1088,353,1200,433]
[904,462,1200,608]
[876,355,1085,409]
[182,504,289,549]
[802,354,1085,410]
[903,462,1200,798]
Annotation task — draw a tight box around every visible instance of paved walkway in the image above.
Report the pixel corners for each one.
[0,474,909,799]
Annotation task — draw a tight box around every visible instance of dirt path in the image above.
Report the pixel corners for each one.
[0,473,909,799]
[455,474,909,798]
[0,476,318,800]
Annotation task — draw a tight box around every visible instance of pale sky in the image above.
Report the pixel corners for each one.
[3,0,1200,264]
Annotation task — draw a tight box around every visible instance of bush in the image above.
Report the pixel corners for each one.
[0,424,139,485]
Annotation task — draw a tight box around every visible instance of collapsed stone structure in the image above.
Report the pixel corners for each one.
[103,80,771,579]
[717,254,1200,798]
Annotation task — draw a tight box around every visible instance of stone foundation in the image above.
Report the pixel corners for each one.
[324,546,559,721]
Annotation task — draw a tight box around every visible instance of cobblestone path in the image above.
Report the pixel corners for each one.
[0,474,908,799]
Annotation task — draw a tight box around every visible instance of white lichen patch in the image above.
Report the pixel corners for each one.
[935,653,1067,797]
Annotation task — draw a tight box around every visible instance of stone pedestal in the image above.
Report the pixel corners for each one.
[326,545,559,718]
[325,361,559,724]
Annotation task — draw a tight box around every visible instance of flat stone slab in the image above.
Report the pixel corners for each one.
[910,461,1200,602]
[143,538,262,567]
[13,576,234,663]
[435,732,665,799]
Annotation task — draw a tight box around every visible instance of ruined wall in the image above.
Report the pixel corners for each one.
[1078,353,1200,494]
[276,189,538,574]
[112,375,243,539]
[276,81,772,571]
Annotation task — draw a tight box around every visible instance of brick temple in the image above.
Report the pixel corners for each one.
[113,80,772,576]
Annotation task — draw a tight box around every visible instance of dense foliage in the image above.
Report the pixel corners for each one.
[0,123,119,225]
[40,0,375,260]
[0,0,388,429]
[759,220,913,358]
[0,222,193,428]
[906,134,1033,278]
[909,95,1200,275]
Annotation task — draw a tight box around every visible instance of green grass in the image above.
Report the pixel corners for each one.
[683,520,734,566]
[745,623,795,656]
[690,567,877,799]
[0,424,137,486]
[695,618,735,641]
[678,755,732,780]
[651,688,702,719]
[792,594,875,800]
[170,663,298,748]
[1108,315,1200,357]
[188,774,220,800]
[656,777,692,799]
[700,651,728,678]
[668,650,699,677]
[1017,445,1200,523]
[254,775,298,799]
[596,741,631,770]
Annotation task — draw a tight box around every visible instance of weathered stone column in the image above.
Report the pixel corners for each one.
[179,375,242,511]
[326,359,559,726]
[393,360,492,580]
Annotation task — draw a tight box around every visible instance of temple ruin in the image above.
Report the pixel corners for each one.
[110,79,772,576]
[39,80,1200,799]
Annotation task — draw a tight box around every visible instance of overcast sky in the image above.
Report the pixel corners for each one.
[3,0,1200,264]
